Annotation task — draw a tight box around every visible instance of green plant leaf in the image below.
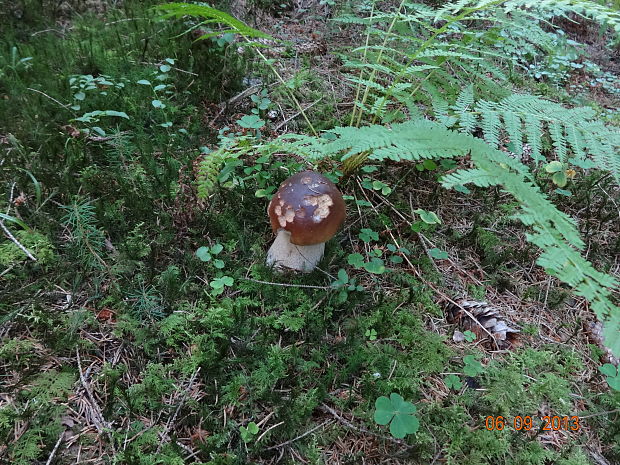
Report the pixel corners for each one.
[444,374,463,390]
[552,171,568,187]
[545,161,564,173]
[374,396,394,425]
[463,355,484,376]
[347,253,364,268]
[389,412,420,439]
[196,246,211,262]
[0,213,31,230]
[599,363,618,377]
[429,248,449,259]
[359,228,379,242]
[237,114,265,129]
[608,376,620,391]
[363,258,385,274]
[152,99,166,109]
[374,393,419,438]
[414,208,441,224]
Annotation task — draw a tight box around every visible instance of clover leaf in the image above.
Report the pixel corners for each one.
[374,393,420,439]
[463,355,484,377]
[444,374,463,390]
[600,364,620,391]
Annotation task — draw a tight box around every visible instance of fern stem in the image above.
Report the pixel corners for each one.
[350,0,377,127]
[370,0,508,125]
[355,0,407,128]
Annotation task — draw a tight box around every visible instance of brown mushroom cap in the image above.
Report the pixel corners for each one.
[268,170,346,246]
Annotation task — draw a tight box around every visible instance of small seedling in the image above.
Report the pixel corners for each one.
[444,374,463,390]
[413,208,441,224]
[362,178,392,195]
[429,248,449,260]
[359,228,379,243]
[374,393,420,439]
[365,328,377,341]
[599,364,620,391]
[196,244,225,269]
[463,330,477,342]
[239,421,259,443]
[331,269,364,303]
[463,355,484,377]
[209,276,234,296]
[347,253,386,274]
[544,161,575,188]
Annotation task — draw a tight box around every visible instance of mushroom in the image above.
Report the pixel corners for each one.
[266,170,346,272]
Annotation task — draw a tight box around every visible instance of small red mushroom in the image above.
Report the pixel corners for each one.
[266,170,346,272]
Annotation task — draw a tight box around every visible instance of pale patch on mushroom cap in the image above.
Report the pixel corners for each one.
[304,194,334,223]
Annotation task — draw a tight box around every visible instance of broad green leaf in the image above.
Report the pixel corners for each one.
[599,364,618,377]
[608,377,620,391]
[545,161,564,173]
[347,253,364,267]
[196,246,211,262]
[429,248,449,259]
[414,208,441,224]
[389,412,419,438]
[363,258,385,274]
[552,171,567,187]
[237,114,265,129]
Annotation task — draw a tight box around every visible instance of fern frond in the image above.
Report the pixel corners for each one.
[153,3,272,39]
[449,91,620,181]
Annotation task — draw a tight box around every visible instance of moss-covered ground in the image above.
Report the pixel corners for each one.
[1,1,619,464]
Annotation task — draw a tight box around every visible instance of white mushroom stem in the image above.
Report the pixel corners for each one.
[266,229,325,272]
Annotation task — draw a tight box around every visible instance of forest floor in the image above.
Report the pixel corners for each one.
[1,1,619,464]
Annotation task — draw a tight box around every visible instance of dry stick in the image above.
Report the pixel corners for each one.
[241,276,331,290]
[265,420,334,450]
[255,421,285,444]
[319,404,413,449]
[1,183,36,261]
[156,368,202,453]
[27,88,71,109]
[209,84,262,124]
[579,408,620,420]
[76,350,116,454]
[356,179,499,347]
[44,431,64,465]
[274,98,323,132]
[0,221,37,261]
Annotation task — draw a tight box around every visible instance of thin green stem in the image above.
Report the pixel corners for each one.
[369,0,508,125]
[350,0,377,127]
[355,0,406,128]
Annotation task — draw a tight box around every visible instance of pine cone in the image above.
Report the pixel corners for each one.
[446,300,520,349]
[584,320,619,366]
